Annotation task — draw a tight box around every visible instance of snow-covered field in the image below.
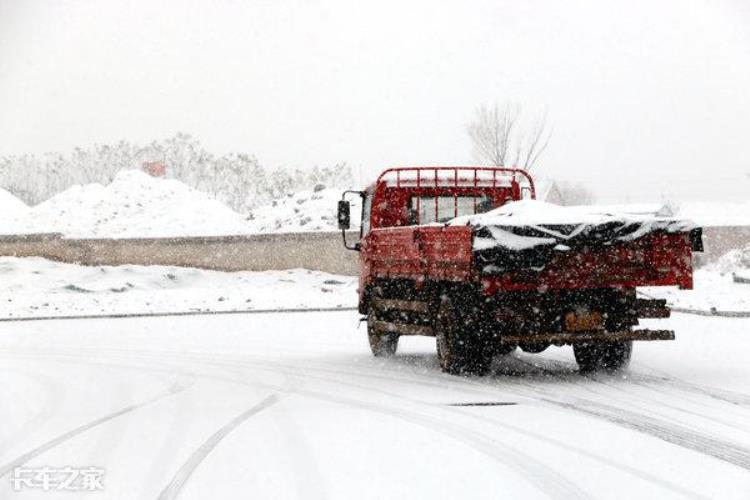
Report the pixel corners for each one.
[1,310,749,499]
[0,257,356,318]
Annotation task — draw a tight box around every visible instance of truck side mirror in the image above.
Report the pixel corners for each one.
[338,200,351,230]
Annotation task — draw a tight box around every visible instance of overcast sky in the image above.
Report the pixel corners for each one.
[1,0,748,202]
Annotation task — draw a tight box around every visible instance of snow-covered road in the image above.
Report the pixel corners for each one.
[1,311,749,499]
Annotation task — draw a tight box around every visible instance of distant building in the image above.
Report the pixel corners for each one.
[533,177,564,204]
[142,161,167,178]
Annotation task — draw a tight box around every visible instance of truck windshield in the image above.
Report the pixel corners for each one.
[410,195,492,224]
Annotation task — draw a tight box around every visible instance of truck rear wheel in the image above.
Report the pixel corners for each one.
[573,341,632,373]
[434,295,491,375]
[367,316,399,357]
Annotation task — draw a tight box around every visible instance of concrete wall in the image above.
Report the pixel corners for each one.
[0,226,747,275]
[0,232,360,275]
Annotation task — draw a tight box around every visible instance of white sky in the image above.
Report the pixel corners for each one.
[1,0,749,202]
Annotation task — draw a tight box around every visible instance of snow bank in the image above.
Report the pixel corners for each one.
[30,170,254,238]
[0,257,357,318]
[704,245,750,275]
[4,171,348,237]
[0,186,31,235]
[246,187,357,233]
[641,269,750,312]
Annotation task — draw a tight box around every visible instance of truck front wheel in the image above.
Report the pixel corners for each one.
[573,341,632,373]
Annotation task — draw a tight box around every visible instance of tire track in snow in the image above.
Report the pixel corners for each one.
[632,371,750,407]
[496,357,750,471]
[257,359,709,499]
[0,379,194,479]
[137,349,720,498]
[547,398,750,471]
[510,355,750,435]
[96,349,590,500]
[157,393,283,500]
[207,356,592,500]
[0,346,713,498]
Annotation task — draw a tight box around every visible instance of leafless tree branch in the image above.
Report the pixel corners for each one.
[467,101,552,171]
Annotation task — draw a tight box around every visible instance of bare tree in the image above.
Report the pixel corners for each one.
[467,102,519,166]
[513,112,553,171]
[468,101,552,171]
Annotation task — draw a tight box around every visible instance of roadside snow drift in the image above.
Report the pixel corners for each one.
[643,245,750,312]
[0,257,356,318]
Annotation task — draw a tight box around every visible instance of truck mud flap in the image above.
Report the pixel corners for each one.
[500,329,674,345]
[369,319,434,337]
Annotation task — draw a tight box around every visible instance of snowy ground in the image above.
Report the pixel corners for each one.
[0,257,356,318]
[0,310,749,499]
[642,269,750,312]
[643,247,750,312]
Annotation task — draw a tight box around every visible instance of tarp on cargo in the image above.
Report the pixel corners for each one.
[449,200,696,273]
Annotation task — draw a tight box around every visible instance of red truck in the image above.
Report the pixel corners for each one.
[338,167,702,375]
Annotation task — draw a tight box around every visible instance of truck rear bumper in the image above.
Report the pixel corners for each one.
[500,329,674,345]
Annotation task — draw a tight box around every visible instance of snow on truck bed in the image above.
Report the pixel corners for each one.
[450,199,694,257]
[452,199,693,232]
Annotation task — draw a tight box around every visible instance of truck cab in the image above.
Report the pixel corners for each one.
[338,167,534,247]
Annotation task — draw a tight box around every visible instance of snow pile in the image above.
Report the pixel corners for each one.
[0,257,357,318]
[641,269,750,311]
[0,187,31,235]
[247,186,357,233]
[704,245,750,276]
[30,170,254,238]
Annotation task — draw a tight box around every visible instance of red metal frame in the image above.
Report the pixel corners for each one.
[371,166,534,228]
[377,166,535,197]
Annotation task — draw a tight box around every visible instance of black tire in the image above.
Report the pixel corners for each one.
[367,316,399,357]
[434,295,491,375]
[573,341,632,373]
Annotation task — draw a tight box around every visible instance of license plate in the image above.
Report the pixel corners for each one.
[564,311,603,332]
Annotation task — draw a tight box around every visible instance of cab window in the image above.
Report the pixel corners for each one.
[409,195,492,224]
